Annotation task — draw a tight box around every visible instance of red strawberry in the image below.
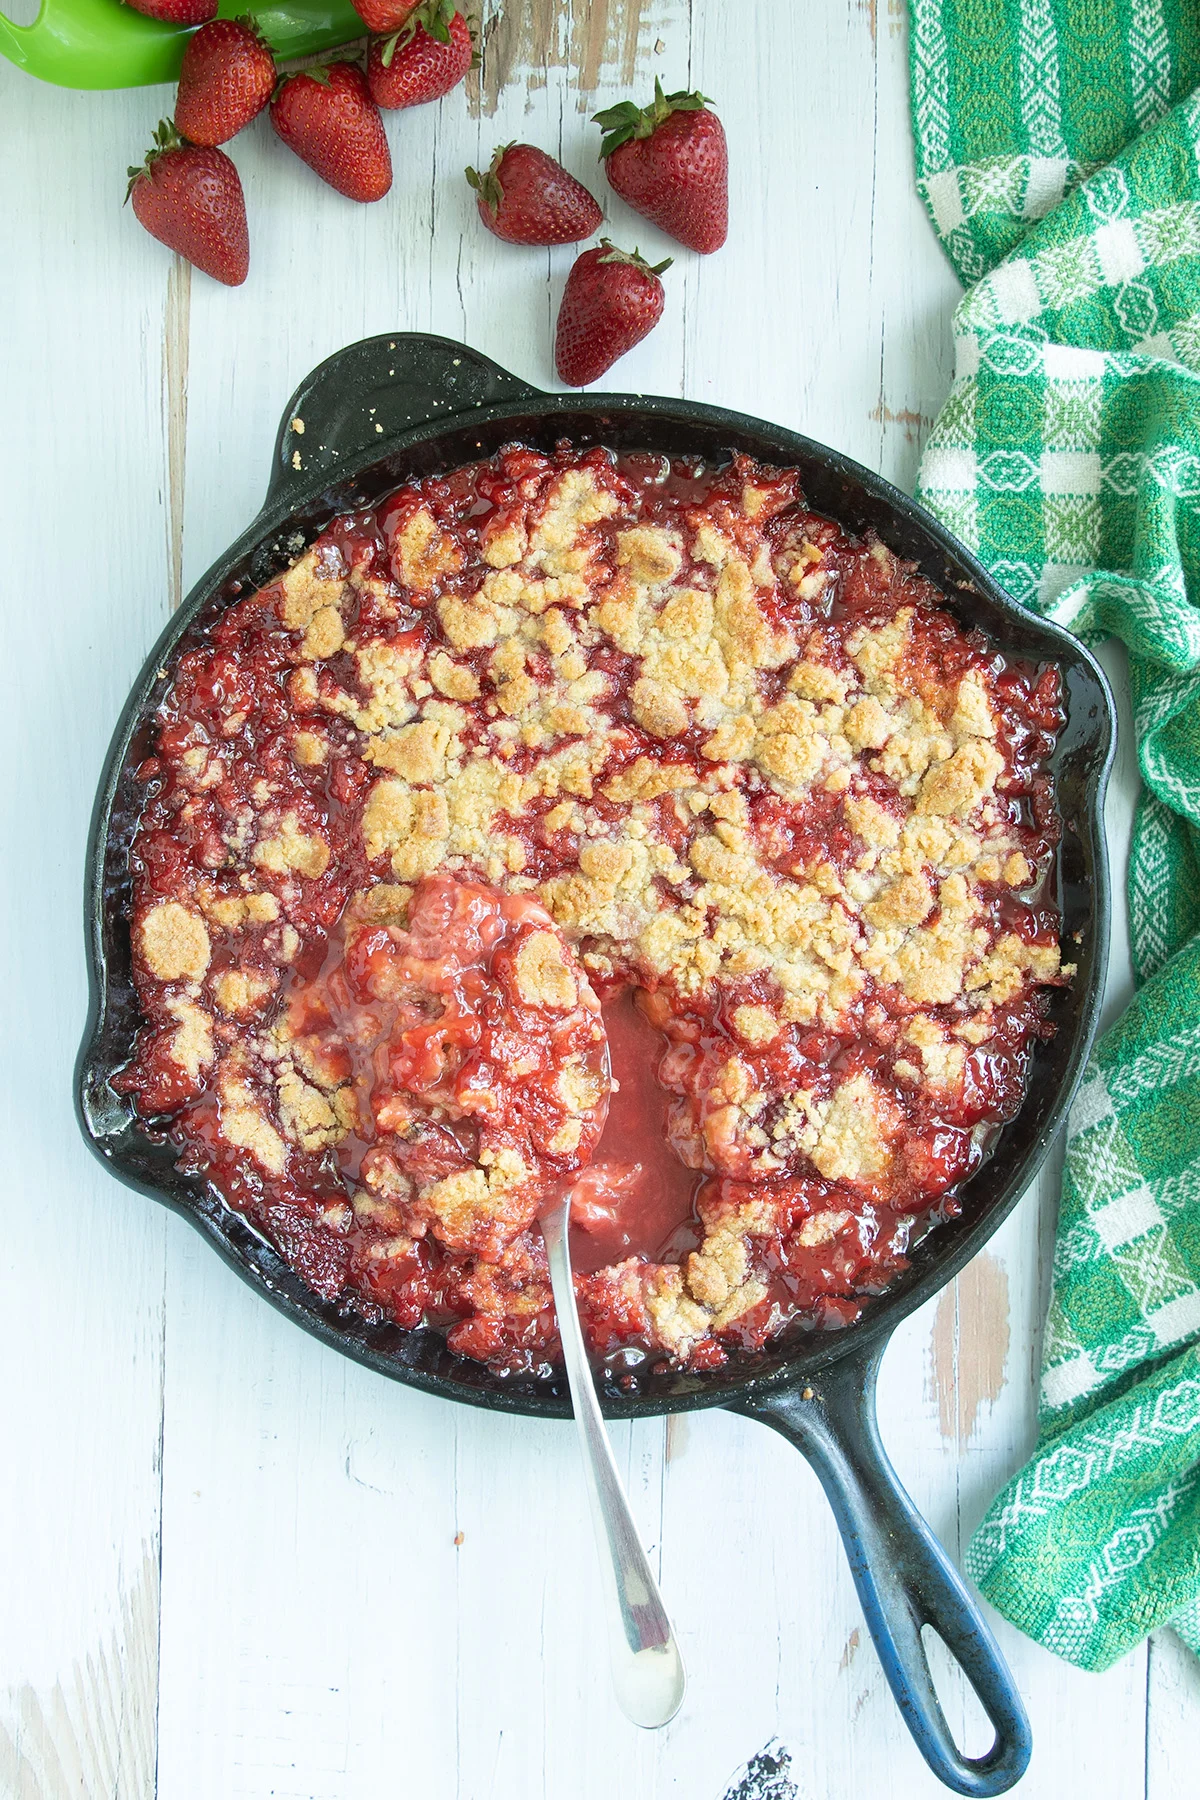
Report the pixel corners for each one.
[367,1,474,111]
[593,79,727,254]
[123,0,216,23]
[466,143,602,246]
[174,17,275,148]
[271,63,392,203]
[127,120,249,286]
[554,240,670,387]
[349,0,419,33]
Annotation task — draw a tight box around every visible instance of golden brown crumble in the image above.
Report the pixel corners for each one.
[140,901,211,983]
[514,930,579,1010]
[217,1054,287,1176]
[165,997,213,1079]
[279,552,345,631]
[213,968,276,1017]
[253,811,331,880]
[395,509,463,592]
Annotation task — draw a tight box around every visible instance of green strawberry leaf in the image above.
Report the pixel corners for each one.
[593,77,714,157]
[465,142,510,214]
[125,119,182,203]
[594,238,673,278]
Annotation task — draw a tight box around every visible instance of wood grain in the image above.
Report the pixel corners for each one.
[0,75,168,1800]
[929,1254,1011,1447]
[469,0,674,118]
[0,1549,158,1800]
[164,257,190,613]
[2,2,1195,1796]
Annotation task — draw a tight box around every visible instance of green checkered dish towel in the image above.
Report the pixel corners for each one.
[909,3,1200,1672]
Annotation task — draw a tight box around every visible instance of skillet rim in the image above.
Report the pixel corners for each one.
[76,361,1117,1422]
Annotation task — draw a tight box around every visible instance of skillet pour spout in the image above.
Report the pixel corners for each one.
[78,331,1117,1794]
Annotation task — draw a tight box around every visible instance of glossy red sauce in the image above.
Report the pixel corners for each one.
[569,990,703,1275]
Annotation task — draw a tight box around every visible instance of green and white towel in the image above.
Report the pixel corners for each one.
[909,3,1200,1670]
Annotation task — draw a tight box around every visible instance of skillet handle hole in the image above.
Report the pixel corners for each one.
[921,1623,999,1762]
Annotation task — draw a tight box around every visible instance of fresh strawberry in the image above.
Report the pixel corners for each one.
[271,62,392,203]
[174,17,275,148]
[123,0,216,23]
[554,240,670,387]
[466,143,602,246]
[593,79,727,254]
[367,1,474,111]
[127,120,249,286]
[349,0,419,34]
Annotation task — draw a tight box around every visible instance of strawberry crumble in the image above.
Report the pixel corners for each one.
[117,445,1069,1377]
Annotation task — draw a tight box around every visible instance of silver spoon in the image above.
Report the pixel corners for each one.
[540,1194,687,1728]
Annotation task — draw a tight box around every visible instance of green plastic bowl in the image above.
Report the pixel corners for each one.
[1,0,363,89]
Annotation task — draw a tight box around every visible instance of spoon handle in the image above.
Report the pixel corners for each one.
[541,1201,686,1729]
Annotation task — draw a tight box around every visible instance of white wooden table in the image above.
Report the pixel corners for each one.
[3,2,1196,1794]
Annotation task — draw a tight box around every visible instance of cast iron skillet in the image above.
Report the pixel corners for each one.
[77,333,1116,1796]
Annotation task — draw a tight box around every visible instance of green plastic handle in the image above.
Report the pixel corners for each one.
[0,0,363,90]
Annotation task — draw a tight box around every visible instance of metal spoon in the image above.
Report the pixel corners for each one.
[541,1195,686,1728]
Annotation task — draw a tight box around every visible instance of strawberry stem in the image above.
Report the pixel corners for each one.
[235,13,272,48]
[271,57,339,99]
[126,118,184,202]
[464,142,511,214]
[383,0,457,56]
[380,6,475,65]
[594,238,673,278]
[592,77,714,158]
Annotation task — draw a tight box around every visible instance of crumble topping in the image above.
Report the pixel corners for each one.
[217,1052,287,1176]
[213,968,276,1017]
[252,811,330,879]
[119,447,1068,1376]
[139,901,211,983]
[165,996,213,1080]
[514,929,579,1010]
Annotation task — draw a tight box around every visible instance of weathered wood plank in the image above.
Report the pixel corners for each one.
[0,75,173,1799]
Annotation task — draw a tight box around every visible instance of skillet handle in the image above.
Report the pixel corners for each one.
[734,1343,1031,1796]
[264,333,542,512]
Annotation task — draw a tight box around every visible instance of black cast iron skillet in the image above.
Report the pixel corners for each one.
[77,333,1116,1795]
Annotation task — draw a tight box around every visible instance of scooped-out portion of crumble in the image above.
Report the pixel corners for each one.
[118,445,1069,1377]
